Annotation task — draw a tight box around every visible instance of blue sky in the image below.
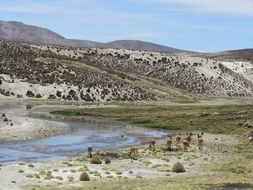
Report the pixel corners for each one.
[0,0,252,52]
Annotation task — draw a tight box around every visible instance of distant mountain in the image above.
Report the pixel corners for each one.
[0,21,65,44]
[194,49,253,63]
[105,40,185,53]
[0,20,186,53]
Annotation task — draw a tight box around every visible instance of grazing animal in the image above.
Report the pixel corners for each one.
[149,139,156,151]
[186,132,193,143]
[197,132,204,150]
[167,135,173,151]
[87,145,93,158]
[175,133,181,144]
[183,133,192,150]
[183,139,189,150]
[183,133,189,140]
[129,145,138,159]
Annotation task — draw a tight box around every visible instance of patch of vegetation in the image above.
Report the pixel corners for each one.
[26,174,34,178]
[55,176,63,180]
[79,172,90,181]
[90,156,102,164]
[172,162,185,173]
[52,104,253,134]
[28,164,34,168]
[105,157,111,164]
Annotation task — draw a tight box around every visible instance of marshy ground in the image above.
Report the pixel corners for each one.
[0,98,252,190]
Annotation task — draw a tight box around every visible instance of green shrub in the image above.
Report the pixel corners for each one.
[172,162,185,173]
[26,174,34,178]
[105,157,111,164]
[34,174,40,179]
[97,150,107,157]
[55,176,63,180]
[90,156,102,164]
[28,164,34,168]
[79,172,90,181]
[44,175,53,180]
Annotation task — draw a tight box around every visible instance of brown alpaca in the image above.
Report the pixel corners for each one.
[186,132,193,143]
[149,139,156,151]
[129,145,138,159]
[175,133,181,144]
[167,135,173,150]
[87,145,93,158]
[183,133,189,141]
[197,132,204,150]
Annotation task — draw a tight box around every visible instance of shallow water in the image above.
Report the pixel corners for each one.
[0,115,167,164]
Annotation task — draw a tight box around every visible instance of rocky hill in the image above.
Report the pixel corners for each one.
[0,40,252,102]
[0,20,186,53]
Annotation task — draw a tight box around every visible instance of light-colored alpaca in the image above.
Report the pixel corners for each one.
[175,133,181,145]
[183,139,189,150]
[183,133,192,150]
[129,145,138,159]
[197,132,204,150]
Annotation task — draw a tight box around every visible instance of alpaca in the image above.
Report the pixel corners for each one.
[129,145,138,159]
[186,132,193,143]
[183,133,192,150]
[183,140,189,150]
[87,145,93,158]
[149,139,156,151]
[167,135,173,151]
[197,132,204,150]
[175,133,181,144]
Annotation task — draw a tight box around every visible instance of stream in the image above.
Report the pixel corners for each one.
[0,102,167,164]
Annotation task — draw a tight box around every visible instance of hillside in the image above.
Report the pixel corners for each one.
[198,49,253,63]
[0,40,252,102]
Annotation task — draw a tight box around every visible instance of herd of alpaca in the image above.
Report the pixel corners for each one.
[87,132,204,159]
